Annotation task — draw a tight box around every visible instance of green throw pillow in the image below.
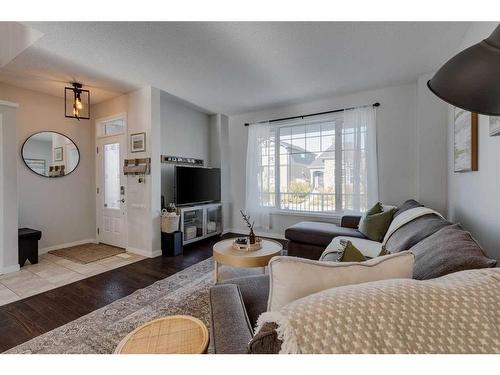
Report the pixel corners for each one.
[366,202,383,216]
[357,202,382,231]
[338,241,366,262]
[358,203,395,242]
[338,241,390,262]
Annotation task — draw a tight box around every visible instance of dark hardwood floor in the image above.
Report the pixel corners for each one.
[0,233,287,353]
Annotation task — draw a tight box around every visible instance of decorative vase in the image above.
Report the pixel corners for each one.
[249,229,256,245]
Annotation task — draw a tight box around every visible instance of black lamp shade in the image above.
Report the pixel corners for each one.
[428,24,500,116]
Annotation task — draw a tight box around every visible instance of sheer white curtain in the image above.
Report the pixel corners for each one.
[343,106,378,211]
[245,121,272,229]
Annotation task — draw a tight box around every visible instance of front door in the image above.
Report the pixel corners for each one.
[96,135,127,248]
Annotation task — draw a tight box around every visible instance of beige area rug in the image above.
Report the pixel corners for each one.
[5,258,261,354]
[49,243,125,264]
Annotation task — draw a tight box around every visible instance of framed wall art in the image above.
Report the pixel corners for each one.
[130,132,146,153]
[489,116,500,136]
[453,108,478,172]
[54,146,64,162]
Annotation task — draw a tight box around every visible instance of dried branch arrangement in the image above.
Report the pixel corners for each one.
[239,210,254,230]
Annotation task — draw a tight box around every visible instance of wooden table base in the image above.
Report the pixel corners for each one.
[212,239,282,283]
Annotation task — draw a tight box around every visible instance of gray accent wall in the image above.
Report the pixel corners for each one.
[160,92,211,206]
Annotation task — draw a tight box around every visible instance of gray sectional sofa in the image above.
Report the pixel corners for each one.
[209,199,497,354]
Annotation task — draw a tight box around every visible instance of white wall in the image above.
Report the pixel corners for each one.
[447,22,500,261]
[416,72,449,214]
[151,88,162,254]
[1,83,95,251]
[0,102,19,274]
[227,83,424,236]
[160,92,211,204]
[209,114,231,230]
[22,138,52,169]
[0,112,3,272]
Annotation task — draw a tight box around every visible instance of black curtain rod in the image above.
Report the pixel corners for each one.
[244,102,380,126]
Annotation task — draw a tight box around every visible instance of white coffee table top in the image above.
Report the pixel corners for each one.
[213,238,283,268]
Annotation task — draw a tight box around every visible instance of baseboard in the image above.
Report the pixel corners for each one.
[1,264,20,275]
[225,227,286,240]
[126,247,162,258]
[39,238,97,254]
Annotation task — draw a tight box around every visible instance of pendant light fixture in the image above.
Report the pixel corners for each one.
[427,24,500,116]
[64,82,90,120]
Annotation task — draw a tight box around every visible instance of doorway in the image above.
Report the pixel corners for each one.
[96,114,127,248]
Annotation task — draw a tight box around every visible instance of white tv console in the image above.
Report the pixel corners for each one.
[178,203,222,245]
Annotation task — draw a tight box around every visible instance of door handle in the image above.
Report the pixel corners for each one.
[120,198,125,203]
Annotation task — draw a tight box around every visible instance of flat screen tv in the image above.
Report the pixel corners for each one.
[174,166,221,206]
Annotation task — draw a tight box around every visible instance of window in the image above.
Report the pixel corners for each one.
[103,119,125,136]
[96,114,126,138]
[104,142,121,209]
[256,110,373,214]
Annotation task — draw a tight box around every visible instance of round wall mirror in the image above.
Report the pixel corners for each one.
[21,131,80,177]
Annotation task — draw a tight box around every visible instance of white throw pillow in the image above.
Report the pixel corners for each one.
[267,251,414,311]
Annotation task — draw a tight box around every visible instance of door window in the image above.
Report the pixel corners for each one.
[104,142,121,209]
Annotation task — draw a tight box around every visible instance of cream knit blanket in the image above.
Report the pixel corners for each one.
[256,268,500,354]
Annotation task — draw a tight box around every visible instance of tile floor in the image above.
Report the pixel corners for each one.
[0,252,146,306]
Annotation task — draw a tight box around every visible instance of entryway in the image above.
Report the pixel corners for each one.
[0,249,146,306]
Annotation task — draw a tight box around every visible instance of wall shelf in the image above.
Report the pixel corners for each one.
[161,155,204,166]
[124,158,151,175]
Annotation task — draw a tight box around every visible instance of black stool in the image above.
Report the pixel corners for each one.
[18,228,42,266]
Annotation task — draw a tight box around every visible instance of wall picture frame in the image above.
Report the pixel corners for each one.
[453,108,478,173]
[489,116,500,136]
[130,132,146,153]
[54,146,64,162]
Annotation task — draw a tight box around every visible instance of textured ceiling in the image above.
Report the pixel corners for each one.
[0,22,42,68]
[0,22,470,114]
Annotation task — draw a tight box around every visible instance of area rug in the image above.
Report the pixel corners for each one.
[49,243,125,264]
[5,257,261,354]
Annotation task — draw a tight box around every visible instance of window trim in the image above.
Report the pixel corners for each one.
[270,209,345,220]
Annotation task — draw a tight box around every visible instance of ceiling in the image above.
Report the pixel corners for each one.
[0,22,471,114]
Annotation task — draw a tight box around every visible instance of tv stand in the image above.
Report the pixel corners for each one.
[178,203,222,245]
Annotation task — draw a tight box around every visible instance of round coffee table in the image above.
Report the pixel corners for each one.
[212,238,283,282]
[114,315,209,354]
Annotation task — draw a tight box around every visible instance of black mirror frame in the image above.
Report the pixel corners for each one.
[21,131,81,178]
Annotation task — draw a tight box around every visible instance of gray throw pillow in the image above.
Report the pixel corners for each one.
[385,214,451,253]
[409,224,497,280]
[393,199,424,218]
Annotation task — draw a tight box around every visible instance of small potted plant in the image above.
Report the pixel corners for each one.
[240,210,256,244]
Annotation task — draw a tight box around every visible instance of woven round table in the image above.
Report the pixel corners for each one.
[114,315,209,354]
